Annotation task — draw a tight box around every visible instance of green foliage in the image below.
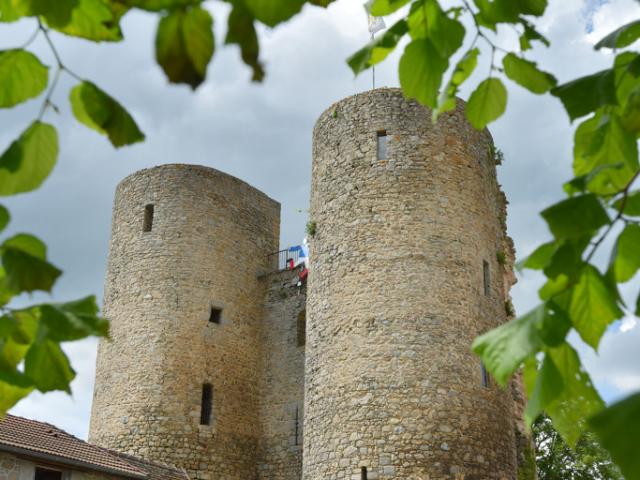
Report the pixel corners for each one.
[347,19,408,75]
[0,49,48,107]
[155,5,214,89]
[589,393,640,479]
[466,78,507,129]
[595,19,640,50]
[496,250,506,265]
[69,81,145,147]
[534,414,623,480]
[305,220,316,237]
[399,38,448,108]
[502,53,556,94]
[0,121,58,196]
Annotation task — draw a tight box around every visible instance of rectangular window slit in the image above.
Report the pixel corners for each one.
[294,405,300,446]
[200,383,213,425]
[361,467,368,480]
[143,204,154,232]
[209,307,222,324]
[483,260,490,296]
[481,363,490,388]
[297,310,306,347]
[376,130,387,160]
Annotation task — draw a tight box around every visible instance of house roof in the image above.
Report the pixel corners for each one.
[0,415,188,480]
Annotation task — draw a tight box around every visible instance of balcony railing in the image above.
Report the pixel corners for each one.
[266,248,302,272]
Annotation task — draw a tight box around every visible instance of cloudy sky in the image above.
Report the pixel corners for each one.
[1,0,639,439]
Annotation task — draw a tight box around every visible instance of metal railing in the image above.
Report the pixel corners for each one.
[266,248,302,272]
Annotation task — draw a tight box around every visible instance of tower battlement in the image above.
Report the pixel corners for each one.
[90,90,527,480]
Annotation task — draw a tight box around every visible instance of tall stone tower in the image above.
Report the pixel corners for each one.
[89,165,280,479]
[305,89,518,479]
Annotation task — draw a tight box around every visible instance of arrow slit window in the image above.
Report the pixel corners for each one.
[377,131,387,160]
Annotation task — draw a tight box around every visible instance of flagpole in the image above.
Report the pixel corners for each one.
[371,32,375,89]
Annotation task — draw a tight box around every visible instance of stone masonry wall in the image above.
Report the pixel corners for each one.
[305,88,518,479]
[256,267,306,479]
[0,451,124,480]
[89,164,280,480]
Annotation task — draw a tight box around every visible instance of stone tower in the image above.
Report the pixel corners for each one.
[304,89,518,479]
[90,89,527,480]
[89,165,281,478]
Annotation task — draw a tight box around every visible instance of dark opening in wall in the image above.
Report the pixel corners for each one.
[481,363,490,388]
[361,467,368,480]
[143,204,154,232]
[294,405,301,446]
[483,260,490,296]
[200,383,213,425]
[209,307,222,324]
[297,310,306,347]
[377,130,387,160]
[35,468,62,480]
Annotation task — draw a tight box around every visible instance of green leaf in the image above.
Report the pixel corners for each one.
[0,121,58,196]
[613,190,640,216]
[473,302,571,387]
[541,194,609,240]
[573,113,638,195]
[517,241,558,271]
[0,0,31,22]
[589,393,640,480]
[466,78,507,129]
[1,233,62,293]
[436,47,478,116]
[407,0,465,58]
[52,0,124,42]
[24,339,75,392]
[124,0,196,11]
[399,38,448,108]
[595,19,640,50]
[569,265,623,349]
[544,344,604,446]
[347,19,408,75]
[0,49,48,107]
[40,296,109,342]
[225,0,264,82]
[502,53,556,94]
[0,205,9,233]
[473,306,543,387]
[474,0,547,26]
[552,69,617,121]
[29,0,79,27]
[613,224,640,282]
[369,0,410,15]
[636,290,640,316]
[543,237,589,282]
[519,20,549,51]
[243,0,305,27]
[524,352,564,426]
[155,5,214,89]
[69,81,145,147]
[0,374,33,416]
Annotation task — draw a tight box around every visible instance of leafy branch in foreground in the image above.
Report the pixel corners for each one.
[349,1,640,477]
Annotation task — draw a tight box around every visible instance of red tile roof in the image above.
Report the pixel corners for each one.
[0,415,188,480]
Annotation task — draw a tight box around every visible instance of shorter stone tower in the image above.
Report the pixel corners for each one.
[90,165,280,478]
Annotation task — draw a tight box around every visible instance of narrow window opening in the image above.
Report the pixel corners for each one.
[35,468,62,480]
[297,310,306,347]
[200,383,213,425]
[209,307,222,324]
[483,260,490,296]
[481,363,490,388]
[361,467,368,480]
[376,130,387,160]
[294,405,301,446]
[143,204,154,232]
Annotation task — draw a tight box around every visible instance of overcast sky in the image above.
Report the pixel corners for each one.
[1,0,639,440]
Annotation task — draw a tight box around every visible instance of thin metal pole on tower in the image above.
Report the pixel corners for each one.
[371,32,375,89]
